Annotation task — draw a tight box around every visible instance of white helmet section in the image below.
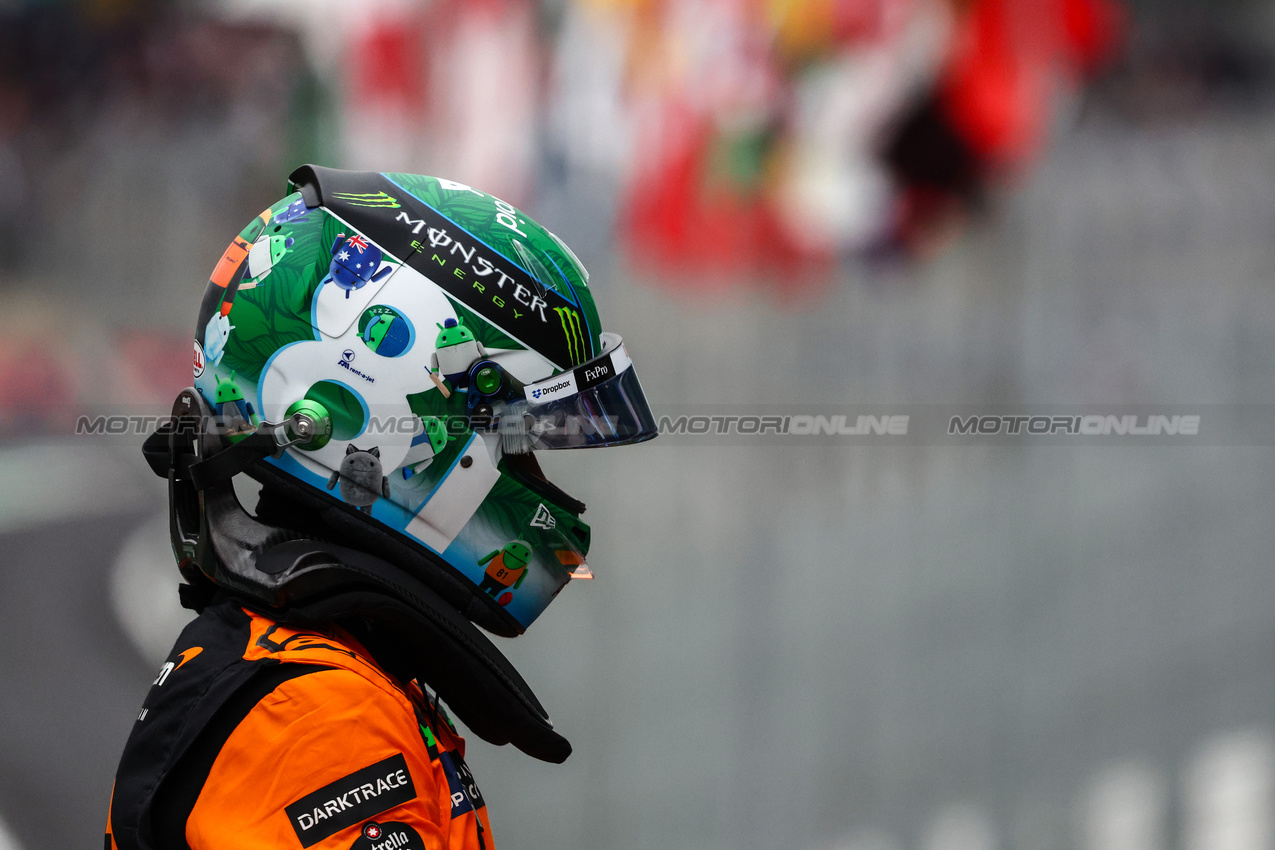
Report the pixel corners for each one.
[254,218,553,553]
[258,256,443,476]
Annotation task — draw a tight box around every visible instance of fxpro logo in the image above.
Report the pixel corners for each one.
[531,379,571,399]
[583,363,610,383]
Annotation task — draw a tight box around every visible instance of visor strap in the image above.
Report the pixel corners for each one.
[187,430,279,491]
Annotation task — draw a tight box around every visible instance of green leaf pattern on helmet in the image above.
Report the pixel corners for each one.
[190,175,601,633]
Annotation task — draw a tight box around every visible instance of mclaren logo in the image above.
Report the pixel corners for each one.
[332,191,401,209]
[554,307,585,365]
[531,503,557,530]
[153,646,203,687]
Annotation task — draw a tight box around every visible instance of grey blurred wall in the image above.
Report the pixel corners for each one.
[1,5,1275,850]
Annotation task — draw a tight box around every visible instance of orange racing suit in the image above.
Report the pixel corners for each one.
[106,597,493,850]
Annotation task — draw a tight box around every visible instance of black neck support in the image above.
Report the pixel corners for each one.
[143,389,571,763]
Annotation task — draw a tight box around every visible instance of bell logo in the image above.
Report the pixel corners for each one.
[530,504,556,530]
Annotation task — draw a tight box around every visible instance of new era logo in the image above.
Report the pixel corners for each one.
[530,504,556,530]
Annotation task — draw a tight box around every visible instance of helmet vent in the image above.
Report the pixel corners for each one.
[511,240,556,298]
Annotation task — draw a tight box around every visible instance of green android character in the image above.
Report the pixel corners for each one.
[239,232,294,289]
[429,317,486,393]
[364,314,393,350]
[477,540,532,599]
[361,310,412,357]
[400,415,453,480]
[213,370,258,437]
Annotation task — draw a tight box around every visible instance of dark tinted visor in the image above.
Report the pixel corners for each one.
[520,335,658,450]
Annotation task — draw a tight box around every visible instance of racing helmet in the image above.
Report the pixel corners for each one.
[157,165,657,640]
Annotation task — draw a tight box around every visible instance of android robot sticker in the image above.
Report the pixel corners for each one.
[360,309,412,357]
[477,540,532,605]
[272,197,311,225]
[327,445,391,513]
[324,232,393,299]
[197,205,287,367]
[429,318,486,389]
[238,232,294,289]
[213,370,258,437]
[400,416,452,480]
[203,312,234,368]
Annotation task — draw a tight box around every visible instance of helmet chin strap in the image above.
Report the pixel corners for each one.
[144,388,573,764]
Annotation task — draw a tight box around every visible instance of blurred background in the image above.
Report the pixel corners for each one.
[2,0,1275,848]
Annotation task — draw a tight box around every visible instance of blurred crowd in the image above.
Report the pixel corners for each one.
[242,0,1124,270]
[0,0,1271,429]
[4,4,1275,849]
[0,0,1128,274]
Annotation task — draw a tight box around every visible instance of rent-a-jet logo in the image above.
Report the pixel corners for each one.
[284,753,417,847]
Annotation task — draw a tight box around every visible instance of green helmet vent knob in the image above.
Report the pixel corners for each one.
[284,399,333,450]
[474,365,503,395]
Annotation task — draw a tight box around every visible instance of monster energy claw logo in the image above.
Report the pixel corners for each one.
[332,191,401,209]
[554,307,585,365]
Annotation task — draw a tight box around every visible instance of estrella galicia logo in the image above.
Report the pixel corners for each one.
[342,349,356,363]
[352,821,424,850]
[285,753,417,847]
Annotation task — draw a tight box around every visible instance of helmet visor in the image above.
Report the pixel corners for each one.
[519,333,658,450]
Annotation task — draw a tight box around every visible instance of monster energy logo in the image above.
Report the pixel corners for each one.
[555,307,585,364]
[331,191,400,209]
